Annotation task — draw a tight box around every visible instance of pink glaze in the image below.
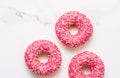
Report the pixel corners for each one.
[24,40,62,75]
[69,51,104,78]
[55,11,93,48]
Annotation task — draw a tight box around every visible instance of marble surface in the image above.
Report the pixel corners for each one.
[0,0,120,78]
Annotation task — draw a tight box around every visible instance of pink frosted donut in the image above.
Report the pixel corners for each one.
[69,51,104,78]
[24,40,62,75]
[55,11,93,48]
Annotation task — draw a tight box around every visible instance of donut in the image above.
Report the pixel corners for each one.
[24,40,62,75]
[69,51,104,78]
[55,11,93,48]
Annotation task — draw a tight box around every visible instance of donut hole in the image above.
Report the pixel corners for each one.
[38,52,48,63]
[69,24,79,35]
[81,64,91,74]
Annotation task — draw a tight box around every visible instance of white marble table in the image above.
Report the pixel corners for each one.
[0,0,120,78]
